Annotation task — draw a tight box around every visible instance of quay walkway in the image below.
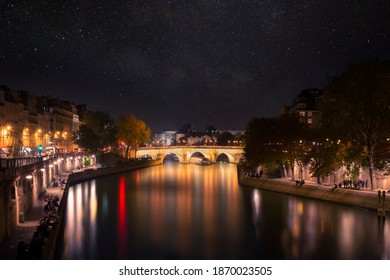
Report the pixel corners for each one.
[239,175,390,213]
[0,172,69,260]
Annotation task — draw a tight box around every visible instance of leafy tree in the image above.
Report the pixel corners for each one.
[244,117,312,180]
[374,136,390,174]
[305,138,345,183]
[277,117,311,181]
[85,111,117,150]
[243,118,279,169]
[117,115,151,159]
[342,140,367,180]
[72,124,100,152]
[322,59,390,189]
[73,110,117,152]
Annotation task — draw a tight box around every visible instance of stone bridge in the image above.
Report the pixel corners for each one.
[136,146,244,164]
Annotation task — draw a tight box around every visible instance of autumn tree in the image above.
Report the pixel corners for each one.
[321,59,390,189]
[117,114,151,159]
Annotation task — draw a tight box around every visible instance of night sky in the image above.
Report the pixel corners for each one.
[1,1,389,133]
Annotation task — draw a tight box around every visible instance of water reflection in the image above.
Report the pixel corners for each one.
[117,176,127,259]
[249,191,390,259]
[63,181,97,259]
[60,163,390,260]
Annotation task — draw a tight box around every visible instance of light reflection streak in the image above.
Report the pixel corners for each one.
[75,184,84,258]
[63,187,74,258]
[63,182,98,259]
[339,212,355,258]
[89,181,97,255]
[118,176,127,258]
[251,189,261,239]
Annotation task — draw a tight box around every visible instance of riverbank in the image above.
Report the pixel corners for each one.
[238,175,390,212]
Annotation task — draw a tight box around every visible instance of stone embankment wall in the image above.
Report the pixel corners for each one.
[239,176,389,212]
[67,160,161,186]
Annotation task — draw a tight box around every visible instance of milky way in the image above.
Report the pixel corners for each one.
[1,0,389,132]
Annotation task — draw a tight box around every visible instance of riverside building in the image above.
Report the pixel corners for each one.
[0,85,85,157]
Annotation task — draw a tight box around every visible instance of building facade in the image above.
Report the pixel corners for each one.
[281,88,323,129]
[0,85,85,157]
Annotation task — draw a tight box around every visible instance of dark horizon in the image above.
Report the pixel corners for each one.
[1,1,390,133]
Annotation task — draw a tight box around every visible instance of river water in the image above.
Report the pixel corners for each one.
[58,162,390,260]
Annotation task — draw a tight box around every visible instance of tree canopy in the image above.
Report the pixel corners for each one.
[72,124,101,153]
[243,60,390,186]
[85,110,117,149]
[243,117,311,179]
[321,59,390,189]
[117,114,151,159]
[72,110,117,152]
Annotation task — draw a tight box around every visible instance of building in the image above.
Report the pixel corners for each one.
[0,85,84,156]
[281,89,323,129]
[153,125,244,147]
[154,131,178,146]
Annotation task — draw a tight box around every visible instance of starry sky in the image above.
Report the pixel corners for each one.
[1,0,389,133]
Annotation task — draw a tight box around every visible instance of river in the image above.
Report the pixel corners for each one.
[57,162,390,259]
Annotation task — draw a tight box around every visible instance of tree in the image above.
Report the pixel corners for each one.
[305,138,345,184]
[72,124,100,152]
[243,117,312,180]
[117,115,151,159]
[85,111,117,150]
[72,110,117,152]
[322,59,390,189]
[276,117,311,181]
[243,118,279,169]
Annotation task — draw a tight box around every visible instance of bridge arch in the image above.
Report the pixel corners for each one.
[216,153,232,162]
[162,153,182,163]
[139,154,154,160]
[189,151,207,159]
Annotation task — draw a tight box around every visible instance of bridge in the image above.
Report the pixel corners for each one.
[136,146,244,164]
